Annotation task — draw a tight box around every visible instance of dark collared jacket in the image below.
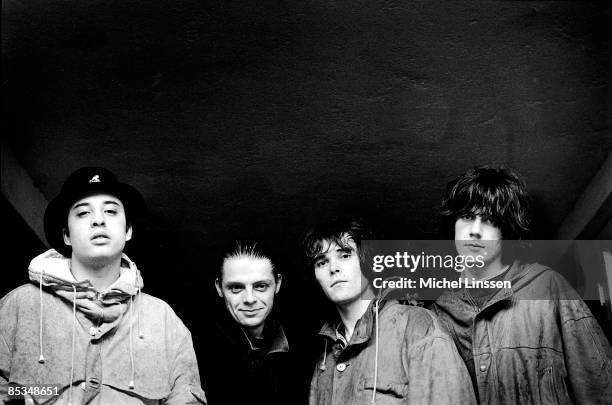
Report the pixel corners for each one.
[432,261,612,404]
[201,309,309,405]
[309,299,476,404]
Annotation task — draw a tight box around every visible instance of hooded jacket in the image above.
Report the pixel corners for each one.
[309,298,476,404]
[0,249,207,405]
[432,261,612,405]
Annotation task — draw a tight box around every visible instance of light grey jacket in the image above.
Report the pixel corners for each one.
[309,299,476,404]
[0,249,207,404]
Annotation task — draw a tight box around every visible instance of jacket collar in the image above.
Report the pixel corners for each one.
[318,299,390,346]
[217,308,289,355]
[28,249,142,303]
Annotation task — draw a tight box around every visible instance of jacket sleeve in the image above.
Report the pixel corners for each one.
[554,275,612,404]
[0,290,18,403]
[402,327,476,404]
[163,315,207,405]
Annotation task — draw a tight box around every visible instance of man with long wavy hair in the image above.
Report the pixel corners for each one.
[432,166,612,404]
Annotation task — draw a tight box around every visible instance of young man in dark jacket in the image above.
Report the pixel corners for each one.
[431,166,612,404]
[304,219,475,405]
[202,241,308,405]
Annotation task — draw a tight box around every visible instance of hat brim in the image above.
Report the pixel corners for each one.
[44,182,146,257]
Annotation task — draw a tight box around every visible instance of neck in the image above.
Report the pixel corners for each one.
[337,296,373,342]
[245,323,265,340]
[465,256,508,281]
[70,254,122,290]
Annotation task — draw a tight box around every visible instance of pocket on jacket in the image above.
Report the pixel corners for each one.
[538,366,573,405]
[359,377,408,399]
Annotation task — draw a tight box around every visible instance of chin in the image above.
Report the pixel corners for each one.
[332,293,359,305]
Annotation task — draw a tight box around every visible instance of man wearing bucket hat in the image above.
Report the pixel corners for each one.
[0,167,207,404]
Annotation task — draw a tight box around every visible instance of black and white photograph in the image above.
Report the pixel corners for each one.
[2,1,611,404]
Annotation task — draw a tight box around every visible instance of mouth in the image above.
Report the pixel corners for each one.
[464,242,485,248]
[330,280,347,288]
[90,233,110,241]
[240,309,262,315]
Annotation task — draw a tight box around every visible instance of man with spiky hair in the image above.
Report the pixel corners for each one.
[432,166,612,404]
[304,218,475,405]
[202,241,308,405]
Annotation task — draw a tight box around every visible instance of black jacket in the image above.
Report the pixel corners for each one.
[201,307,309,405]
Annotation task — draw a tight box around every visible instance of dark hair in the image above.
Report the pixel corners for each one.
[440,166,532,240]
[218,240,278,281]
[302,218,372,266]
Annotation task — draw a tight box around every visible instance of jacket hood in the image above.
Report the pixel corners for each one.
[435,260,552,310]
[28,249,143,302]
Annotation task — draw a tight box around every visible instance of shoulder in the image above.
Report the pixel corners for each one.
[432,289,457,309]
[1,283,42,309]
[137,291,173,309]
[515,262,579,299]
[136,292,190,330]
[381,301,442,341]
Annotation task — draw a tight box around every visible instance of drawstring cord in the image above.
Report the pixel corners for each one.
[128,295,135,389]
[136,272,143,339]
[38,269,45,364]
[371,299,380,405]
[137,291,143,339]
[319,339,328,371]
[68,286,77,405]
[127,267,141,389]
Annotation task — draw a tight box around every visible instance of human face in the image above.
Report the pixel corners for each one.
[313,236,370,306]
[454,214,502,267]
[63,194,132,264]
[216,257,280,338]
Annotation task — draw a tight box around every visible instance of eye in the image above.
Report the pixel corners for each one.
[460,213,475,221]
[254,283,269,292]
[340,252,352,259]
[105,209,118,215]
[229,286,243,294]
[76,210,90,217]
[481,216,494,225]
[314,258,327,268]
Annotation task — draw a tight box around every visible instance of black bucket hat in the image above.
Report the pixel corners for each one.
[43,167,146,257]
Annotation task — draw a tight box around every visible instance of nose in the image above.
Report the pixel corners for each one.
[328,256,341,275]
[469,216,482,239]
[243,287,256,305]
[91,209,105,227]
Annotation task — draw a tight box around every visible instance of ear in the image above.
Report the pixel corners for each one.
[126,225,133,242]
[215,278,224,298]
[62,228,72,247]
[274,274,282,294]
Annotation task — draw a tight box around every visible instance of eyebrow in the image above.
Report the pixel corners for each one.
[71,202,91,210]
[224,279,272,286]
[224,282,245,288]
[313,246,354,261]
[71,200,121,210]
[313,253,327,262]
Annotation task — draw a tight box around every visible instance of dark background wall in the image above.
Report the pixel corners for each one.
[2,0,611,384]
